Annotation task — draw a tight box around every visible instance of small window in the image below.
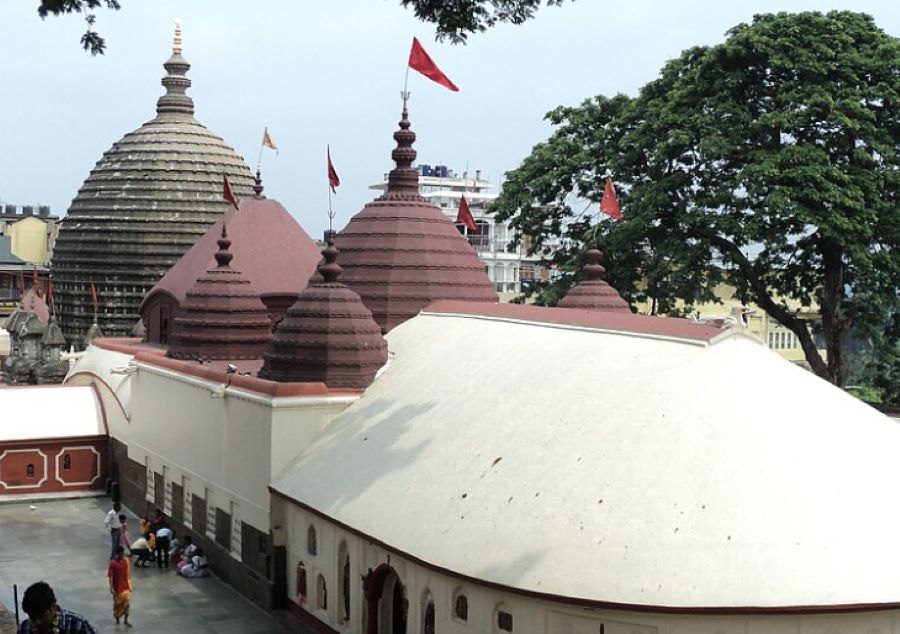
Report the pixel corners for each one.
[317,574,327,610]
[497,610,513,631]
[342,555,351,622]
[296,562,307,605]
[63,454,71,470]
[26,464,35,478]
[454,594,468,621]
[423,594,435,634]
[307,524,317,555]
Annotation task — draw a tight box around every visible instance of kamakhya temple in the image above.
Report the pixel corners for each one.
[2,32,900,634]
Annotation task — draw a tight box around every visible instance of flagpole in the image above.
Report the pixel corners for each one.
[256,139,265,173]
[327,180,334,233]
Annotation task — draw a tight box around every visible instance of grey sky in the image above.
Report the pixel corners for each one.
[2,1,897,240]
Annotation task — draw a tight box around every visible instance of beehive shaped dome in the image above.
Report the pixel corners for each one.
[51,24,254,345]
[333,105,497,333]
[558,245,630,313]
[166,225,272,360]
[259,241,388,388]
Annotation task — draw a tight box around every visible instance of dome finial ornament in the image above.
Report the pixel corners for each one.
[253,168,264,197]
[173,19,182,55]
[157,22,194,116]
[215,223,233,268]
[319,240,342,283]
[382,100,423,200]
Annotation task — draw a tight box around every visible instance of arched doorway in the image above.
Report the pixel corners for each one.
[363,564,408,634]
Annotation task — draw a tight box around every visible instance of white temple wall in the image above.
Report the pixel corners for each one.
[279,500,900,634]
[126,363,274,531]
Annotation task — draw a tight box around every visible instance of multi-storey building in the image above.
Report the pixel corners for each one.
[371,164,547,298]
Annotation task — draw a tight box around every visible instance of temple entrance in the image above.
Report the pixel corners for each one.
[364,564,408,634]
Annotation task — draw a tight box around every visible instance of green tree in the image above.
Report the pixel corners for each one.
[493,11,900,386]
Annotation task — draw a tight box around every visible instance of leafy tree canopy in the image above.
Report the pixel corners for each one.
[493,11,900,386]
[399,0,565,43]
[38,0,567,54]
[37,0,120,55]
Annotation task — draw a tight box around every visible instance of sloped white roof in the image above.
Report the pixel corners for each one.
[271,304,900,610]
[0,385,105,441]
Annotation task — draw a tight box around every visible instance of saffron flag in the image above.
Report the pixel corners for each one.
[89,276,98,309]
[262,127,278,154]
[456,194,477,232]
[408,37,459,92]
[600,177,623,221]
[327,146,340,194]
[223,174,239,210]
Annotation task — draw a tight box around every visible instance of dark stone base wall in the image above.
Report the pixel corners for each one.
[108,437,276,608]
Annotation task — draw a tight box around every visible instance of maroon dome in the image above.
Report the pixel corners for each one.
[558,245,630,313]
[167,225,272,360]
[334,105,497,333]
[259,241,388,388]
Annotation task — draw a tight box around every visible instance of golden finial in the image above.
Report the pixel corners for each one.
[173,19,182,55]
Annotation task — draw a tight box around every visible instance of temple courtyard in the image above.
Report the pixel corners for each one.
[0,496,306,633]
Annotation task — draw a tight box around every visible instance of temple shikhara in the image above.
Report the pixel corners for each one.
[2,26,899,634]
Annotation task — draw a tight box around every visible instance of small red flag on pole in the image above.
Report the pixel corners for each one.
[327,146,340,194]
[408,37,459,92]
[456,194,477,232]
[47,277,53,306]
[600,177,623,221]
[223,174,239,210]
[89,276,98,309]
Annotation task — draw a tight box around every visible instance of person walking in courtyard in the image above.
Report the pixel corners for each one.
[107,545,133,627]
[103,501,122,559]
[18,581,96,633]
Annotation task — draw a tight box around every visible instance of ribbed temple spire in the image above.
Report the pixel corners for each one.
[382,105,424,200]
[558,244,631,313]
[156,20,194,116]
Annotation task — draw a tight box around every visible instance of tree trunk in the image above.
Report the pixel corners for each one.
[820,239,850,386]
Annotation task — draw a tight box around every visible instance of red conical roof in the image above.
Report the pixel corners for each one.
[167,225,272,360]
[558,245,631,313]
[334,104,497,333]
[259,241,388,388]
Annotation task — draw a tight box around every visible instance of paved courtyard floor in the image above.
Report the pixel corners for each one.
[0,497,307,633]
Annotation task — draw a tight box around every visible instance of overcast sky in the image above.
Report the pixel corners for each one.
[2,1,897,239]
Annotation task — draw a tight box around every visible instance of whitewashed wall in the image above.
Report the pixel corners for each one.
[278,499,900,634]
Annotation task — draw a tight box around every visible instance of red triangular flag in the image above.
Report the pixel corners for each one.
[600,177,623,220]
[47,277,53,306]
[408,37,459,92]
[223,174,239,210]
[327,146,340,194]
[456,194,477,232]
[89,276,98,309]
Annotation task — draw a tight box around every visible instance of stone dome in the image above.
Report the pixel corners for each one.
[333,104,497,333]
[557,245,630,313]
[166,225,272,361]
[259,241,388,388]
[51,26,254,345]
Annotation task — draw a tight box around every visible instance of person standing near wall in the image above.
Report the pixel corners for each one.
[103,502,122,559]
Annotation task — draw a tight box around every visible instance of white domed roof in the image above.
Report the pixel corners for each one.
[272,302,900,610]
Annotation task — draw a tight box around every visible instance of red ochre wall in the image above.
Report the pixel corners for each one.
[0,437,108,494]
